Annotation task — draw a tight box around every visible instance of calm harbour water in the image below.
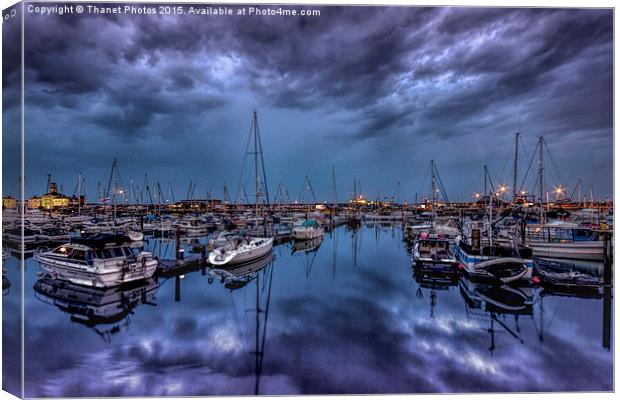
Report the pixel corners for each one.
[2,224,614,396]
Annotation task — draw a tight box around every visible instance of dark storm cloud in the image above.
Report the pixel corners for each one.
[17,4,613,199]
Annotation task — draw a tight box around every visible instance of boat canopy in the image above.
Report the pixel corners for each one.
[71,234,132,249]
[301,219,320,228]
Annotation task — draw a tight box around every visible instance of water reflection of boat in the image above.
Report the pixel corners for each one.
[211,246,275,394]
[208,253,274,291]
[534,257,604,289]
[291,236,323,254]
[33,276,158,342]
[413,269,459,290]
[459,276,532,353]
[2,274,10,296]
[460,277,533,315]
[2,246,11,262]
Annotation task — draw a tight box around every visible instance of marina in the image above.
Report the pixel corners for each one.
[1,3,614,397]
[1,221,613,396]
[1,119,614,395]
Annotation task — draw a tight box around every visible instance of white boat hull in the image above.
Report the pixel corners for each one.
[530,241,605,261]
[292,227,324,241]
[208,238,273,266]
[34,253,158,288]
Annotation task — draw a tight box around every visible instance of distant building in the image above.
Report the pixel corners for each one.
[171,199,221,211]
[27,196,42,209]
[2,196,17,209]
[28,182,69,210]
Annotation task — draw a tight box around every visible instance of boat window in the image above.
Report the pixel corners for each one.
[53,246,70,255]
[70,250,86,261]
[112,247,125,257]
[100,249,115,259]
[123,247,138,257]
[553,228,573,240]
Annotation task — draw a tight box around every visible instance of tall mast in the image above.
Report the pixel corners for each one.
[484,165,492,247]
[129,177,134,205]
[77,173,82,215]
[538,136,545,223]
[513,130,520,203]
[253,111,260,222]
[484,165,487,199]
[431,160,437,207]
[331,166,337,207]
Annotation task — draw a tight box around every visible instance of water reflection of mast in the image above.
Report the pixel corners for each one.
[351,228,358,269]
[534,285,612,350]
[332,228,338,279]
[603,286,611,350]
[254,261,274,395]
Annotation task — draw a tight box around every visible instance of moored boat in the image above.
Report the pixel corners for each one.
[412,233,458,273]
[525,221,606,261]
[292,219,324,241]
[33,234,158,288]
[208,235,273,266]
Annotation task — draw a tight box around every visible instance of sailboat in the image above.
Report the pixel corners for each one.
[208,111,273,266]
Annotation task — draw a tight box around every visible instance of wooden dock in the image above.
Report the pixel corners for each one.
[157,254,207,278]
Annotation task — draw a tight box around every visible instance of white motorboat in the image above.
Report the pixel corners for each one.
[208,235,273,266]
[292,219,324,241]
[525,221,606,261]
[33,234,158,288]
[175,217,207,236]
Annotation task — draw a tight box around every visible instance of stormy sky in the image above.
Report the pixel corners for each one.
[3,4,614,202]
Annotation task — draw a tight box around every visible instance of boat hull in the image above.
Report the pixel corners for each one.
[208,238,274,266]
[530,241,605,261]
[292,227,324,241]
[455,245,533,283]
[34,254,158,288]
